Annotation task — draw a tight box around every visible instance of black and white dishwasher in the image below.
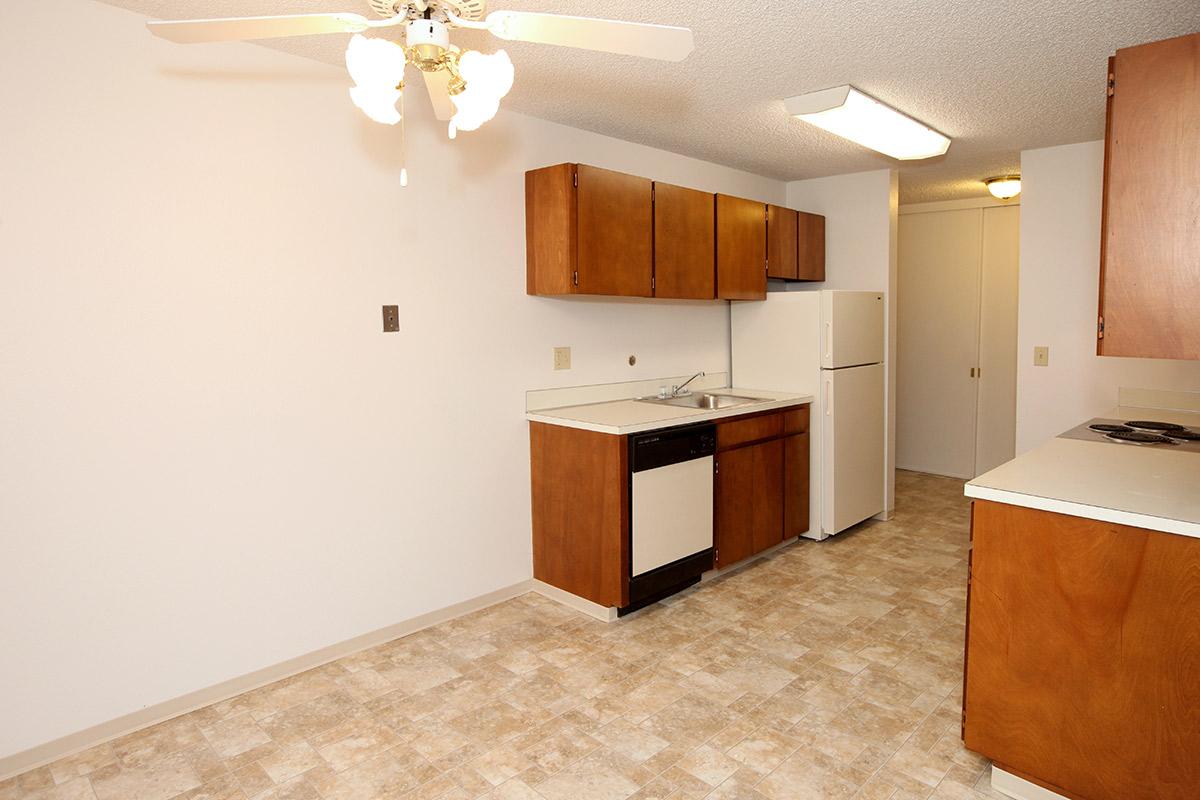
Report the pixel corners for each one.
[623,422,716,615]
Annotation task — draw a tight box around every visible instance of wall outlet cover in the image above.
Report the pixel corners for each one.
[1034,346,1049,367]
[553,346,571,370]
[382,305,400,333]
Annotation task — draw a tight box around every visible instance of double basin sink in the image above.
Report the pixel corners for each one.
[637,393,767,410]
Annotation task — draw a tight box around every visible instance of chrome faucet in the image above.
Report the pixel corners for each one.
[670,371,705,397]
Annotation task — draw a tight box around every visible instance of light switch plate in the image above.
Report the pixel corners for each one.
[553,346,571,370]
[1033,346,1049,367]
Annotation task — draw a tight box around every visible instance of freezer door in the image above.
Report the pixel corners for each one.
[821,291,885,368]
[821,363,885,535]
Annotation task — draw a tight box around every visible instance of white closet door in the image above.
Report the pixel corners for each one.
[897,209,982,479]
[975,206,1020,475]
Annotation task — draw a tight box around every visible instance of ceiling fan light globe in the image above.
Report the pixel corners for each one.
[345,34,407,89]
[349,86,402,124]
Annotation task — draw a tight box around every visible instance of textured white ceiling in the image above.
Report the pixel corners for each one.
[103,0,1200,202]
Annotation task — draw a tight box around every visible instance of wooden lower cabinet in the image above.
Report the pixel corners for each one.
[715,439,782,567]
[714,405,809,568]
[529,421,628,607]
[530,403,812,604]
[963,500,1200,800]
[782,432,810,539]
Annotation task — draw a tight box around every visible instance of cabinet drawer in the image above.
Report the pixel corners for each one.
[717,412,783,450]
[781,406,809,435]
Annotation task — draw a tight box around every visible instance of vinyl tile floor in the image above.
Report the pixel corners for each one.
[3,470,1005,800]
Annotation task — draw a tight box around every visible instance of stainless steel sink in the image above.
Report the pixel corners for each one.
[638,393,767,410]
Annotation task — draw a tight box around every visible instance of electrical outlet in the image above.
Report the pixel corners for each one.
[1033,346,1049,367]
[553,346,571,370]
[382,305,400,333]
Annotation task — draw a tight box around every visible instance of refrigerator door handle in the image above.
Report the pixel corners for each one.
[825,376,832,415]
[824,322,832,361]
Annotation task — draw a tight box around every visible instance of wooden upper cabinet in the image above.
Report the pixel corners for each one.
[797,211,827,282]
[526,163,653,297]
[1099,32,1200,360]
[654,182,715,299]
[716,194,767,300]
[766,204,798,280]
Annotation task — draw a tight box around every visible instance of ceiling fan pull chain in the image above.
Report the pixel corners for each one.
[399,90,409,187]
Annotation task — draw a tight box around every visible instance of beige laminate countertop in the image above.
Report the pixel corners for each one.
[965,406,1200,539]
[525,388,812,435]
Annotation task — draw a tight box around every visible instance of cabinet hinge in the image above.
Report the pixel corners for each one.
[1107,73,1115,97]
[572,270,579,286]
[1097,315,1105,339]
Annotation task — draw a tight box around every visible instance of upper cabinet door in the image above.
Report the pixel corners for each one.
[1099,32,1200,360]
[716,194,767,300]
[525,163,579,296]
[797,211,827,282]
[654,182,715,299]
[766,205,798,280]
[577,165,653,297]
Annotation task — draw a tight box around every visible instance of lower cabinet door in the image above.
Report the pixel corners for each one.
[783,432,810,538]
[716,440,783,567]
[752,439,785,554]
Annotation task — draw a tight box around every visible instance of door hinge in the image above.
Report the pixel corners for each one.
[572,270,579,286]
[1107,73,1115,97]
[1097,315,1105,339]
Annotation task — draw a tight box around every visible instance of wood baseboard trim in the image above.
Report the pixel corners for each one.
[531,579,617,622]
[991,766,1073,800]
[0,579,534,782]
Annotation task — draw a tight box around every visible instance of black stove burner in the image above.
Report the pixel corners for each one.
[1125,420,1186,432]
[1090,423,1133,433]
[1164,429,1200,441]
[1106,431,1177,445]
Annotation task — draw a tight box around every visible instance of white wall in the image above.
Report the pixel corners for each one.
[783,171,898,512]
[1016,141,1200,452]
[0,0,784,760]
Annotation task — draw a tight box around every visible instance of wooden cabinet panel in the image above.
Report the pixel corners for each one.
[716,194,767,300]
[653,182,715,299]
[1099,32,1200,360]
[525,163,577,296]
[796,211,826,281]
[781,406,809,436]
[716,411,782,451]
[529,422,628,607]
[964,500,1200,800]
[577,165,653,297]
[782,432,810,539]
[715,439,782,568]
[752,440,784,554]
[766,204,798,280]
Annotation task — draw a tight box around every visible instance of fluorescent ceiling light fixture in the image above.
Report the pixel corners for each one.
[984,175,1021,200]
[783,85,950,161]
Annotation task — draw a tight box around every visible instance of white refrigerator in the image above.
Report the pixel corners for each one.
[731,290,886,539]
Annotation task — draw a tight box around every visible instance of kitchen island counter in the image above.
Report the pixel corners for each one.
[965,405,1200,538]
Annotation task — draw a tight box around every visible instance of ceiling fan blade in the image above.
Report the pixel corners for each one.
[484,11,693,61]
[146,13,369,44]
[422,70,456,121]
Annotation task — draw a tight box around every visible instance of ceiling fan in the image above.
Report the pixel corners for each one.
[147,1,694,145]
